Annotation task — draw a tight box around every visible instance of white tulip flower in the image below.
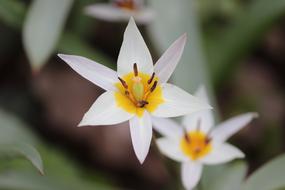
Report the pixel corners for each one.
[58,18,211,164]
[85,0,154,24]
[153,86,258,189]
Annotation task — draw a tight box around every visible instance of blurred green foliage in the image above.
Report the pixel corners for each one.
[0,109,114,190]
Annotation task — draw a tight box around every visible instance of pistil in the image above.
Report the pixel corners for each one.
[117,63,160,109]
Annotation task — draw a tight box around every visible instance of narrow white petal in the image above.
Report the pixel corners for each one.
[85,4,154,24]
[182,85,214,133]
[156,138,188,162]
[85,4,131,22]
[129,112,153,164]
[201,143,245,165]
[152,117,183,139]
[117,17,153,76]
[181,162,203,190]
[154,33,187,83]
[79,91,133,126]
[151,83,212,118]
[132,8,155,24]
[58,54,117,91]
[210,112,258,142]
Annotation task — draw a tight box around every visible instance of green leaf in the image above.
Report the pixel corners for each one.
[23,0,73,70]
[0,171,113,190]
[208,0,285,87]
[201,161,247,190]
[58,32,115,70]
[0,109,36,145]
[0,0,26,29]
[10,143,44,175]
[0,110,43,174]
[241,154,285,190]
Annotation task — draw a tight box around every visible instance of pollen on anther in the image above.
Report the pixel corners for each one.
[184,134,190,143]
[205,137,212,144]
[118,77,128,89]
[133,63,138,76]
[150,81,158,92]
[148,72,155,84]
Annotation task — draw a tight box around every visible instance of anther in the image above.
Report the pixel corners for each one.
[133,63,138,76]
[205,137,212,144]
[184,134,190,143]
[183,127,190,143]
[118,77,128,89]
[150,81,158,92]
[148,72,155,84]
[138,100,149,108]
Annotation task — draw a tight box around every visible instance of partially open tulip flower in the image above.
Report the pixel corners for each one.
[153,86,258,189]
[58,18,211,163]
[85,0,154,24]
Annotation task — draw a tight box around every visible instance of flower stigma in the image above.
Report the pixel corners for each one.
[180,120,212,160]
[115,63,164,117]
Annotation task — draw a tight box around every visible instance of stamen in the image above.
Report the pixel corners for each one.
[184,133,191,143]
[205,137,212,144]
[138,100,149,108]
[148,72,155,84]
[194,147,201,154]
[183,127,190,143]
[150,81,158,92]
[196,118,201,131]
[133,63,138,76]
[118,77,128,89]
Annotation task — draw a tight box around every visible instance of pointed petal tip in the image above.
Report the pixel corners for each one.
[239,152,246,158]
[138,157,146,164]
[77,121,86,127]
[203,103,213,110]
[129,16,135,22]
[78,117,91,127]
[250,112,259,118]
[181,33,187,40]
[57,53,69,60]
[57,53,64,58]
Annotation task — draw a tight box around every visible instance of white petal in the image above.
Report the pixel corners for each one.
[129,112,153,164]
[156,138,188,162]
[58,54,117,91]
[85,4,154,24]
[117,17,153,76]
[85,4,131,22]
[182,85,214,133]
[154,33,187,83]
[152,117,183,139]
[79,91,133,126]
[132,8,155,24]
[181,162,203,190]
[201,143,245,165]
[210,112,258,143]
[151,83,212,118]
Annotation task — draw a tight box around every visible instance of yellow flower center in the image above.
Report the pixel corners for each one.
[114,0,137,11]
[115,64,164,117]
[180,130,212,160]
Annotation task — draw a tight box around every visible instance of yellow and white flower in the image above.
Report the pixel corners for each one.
[58,18,211,163]
[153,86,258,189]
[85,0,154,24]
